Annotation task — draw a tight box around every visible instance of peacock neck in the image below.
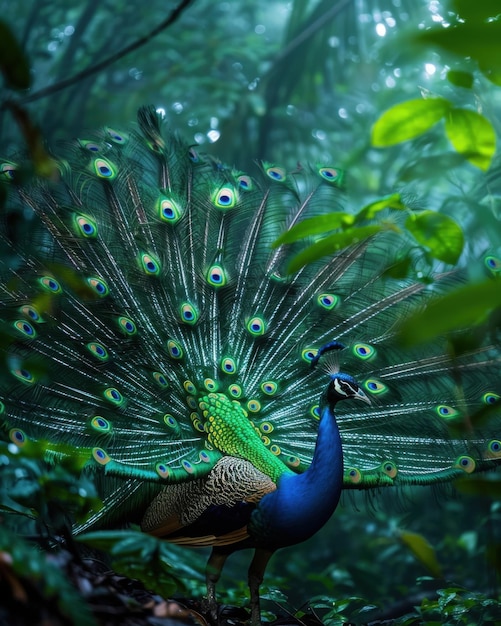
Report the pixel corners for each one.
[250,403,344,548]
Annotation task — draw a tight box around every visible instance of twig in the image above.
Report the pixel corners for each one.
[17,0,195,105]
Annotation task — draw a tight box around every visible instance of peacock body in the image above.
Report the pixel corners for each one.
[1,106,500,624]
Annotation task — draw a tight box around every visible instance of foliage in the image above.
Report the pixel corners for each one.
[77,529,207,598]
[0,527,96,626]
[0,0,501,624]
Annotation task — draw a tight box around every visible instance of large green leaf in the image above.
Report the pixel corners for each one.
[355,193,405,221]
[452,0,501,21]
[286,224,384,274]
[399,278,501,346]
[371,98,451,147]
[272,212,354,247]
[405,211,464,265]
[445,108,496,170]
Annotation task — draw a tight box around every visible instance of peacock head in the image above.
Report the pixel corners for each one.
[325,372,371,407]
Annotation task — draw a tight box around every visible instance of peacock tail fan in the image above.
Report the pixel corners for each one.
[0,105,500,528]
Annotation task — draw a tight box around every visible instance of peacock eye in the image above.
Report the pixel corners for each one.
[483,392,500,405]
[158,197,183,223]
[487,440,501,458]
[236,175,253,190]
[316,293,339,310]
[183,380,197,394]
[87,277,109,297]
[436,404,459,419]
[20,305,42,323]
[9,428,27,447]
[199,451,211,463]
[93,157,116,179]
[228,384,242,398]
[2,163,17,179]
[346,468,362,484]
[265,166,286,182]
[156,462,171,478]
[286,455,301,468]
[259,421,274,434]
[301,348,318,363]
[118,316,137,335]
[92,447,111,465]
[318,167,344,186]
[104,387,124,406]
[74,214,98,238]
[91,416,112,433]
[260,381,277,395]
[381,461,397,478]
[182,459,195,474]
[213,186,237,210]
[310,404,321,419]
[207,264,227,288]
[221,357,237,374]
[167,339,183,359]
[454,455,475,473]
[163,414,178,428]
[86,342,109,361]
[39,276,62,294]
[13,320,37,338]
[11,367,36,384]
[153,372,169,387]
[246,316,266,336]
[353,343,376,360]
[485,255,501,273]
[79,140,101,152]
[106,127,127,143]
[180,302,199,325]
[204,378,219,391]
[247,399,261,413]
[364,379,387,394]
[140,252,161,276]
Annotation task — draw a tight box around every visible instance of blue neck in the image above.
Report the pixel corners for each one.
[251,404,344,547]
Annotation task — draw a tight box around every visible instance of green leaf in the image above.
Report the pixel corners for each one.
[371,98,451,147]
[286,225,383,273]
[0,20,31,90]
[445,108,496,170]
[405,210,464,265]
[399,530,443,578]
[399,278,501,347]
[452,0,501,22]
[447,69,474,89]
[479,60,501,87]
[272,212,354,247]
[355,193,405,221]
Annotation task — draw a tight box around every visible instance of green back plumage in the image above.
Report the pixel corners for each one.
[0,106,500,527]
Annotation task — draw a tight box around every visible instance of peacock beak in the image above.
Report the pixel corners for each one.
[354,388,371,405]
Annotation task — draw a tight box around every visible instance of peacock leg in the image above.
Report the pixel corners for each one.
[248,548,274,626]
[204,548,229,621]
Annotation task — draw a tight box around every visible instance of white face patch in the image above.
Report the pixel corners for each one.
[333,378,357,398]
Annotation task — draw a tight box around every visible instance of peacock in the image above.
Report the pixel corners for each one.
[1,105,500,625]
